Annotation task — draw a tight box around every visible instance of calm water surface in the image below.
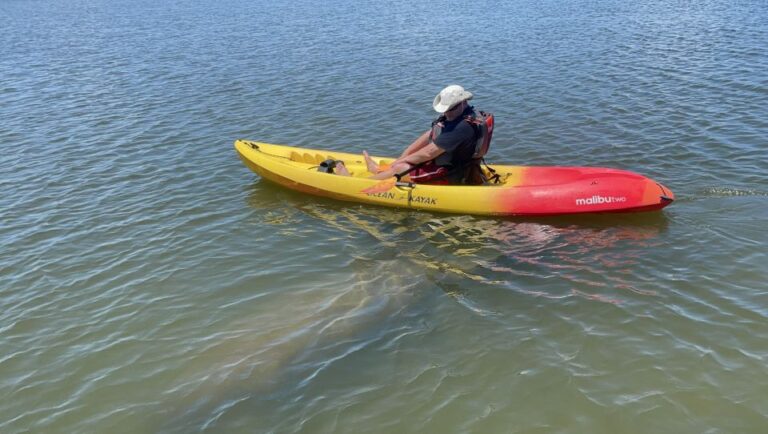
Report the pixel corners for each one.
[1,0,767,433]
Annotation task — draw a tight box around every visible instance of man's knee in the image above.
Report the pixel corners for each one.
[391,162,412,173]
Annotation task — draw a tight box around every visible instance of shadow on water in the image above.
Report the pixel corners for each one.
[246,179,672,311]
[165,180,671,431]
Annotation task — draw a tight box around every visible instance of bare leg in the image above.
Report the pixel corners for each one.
[369,162,412,180]
[362,151,379,173]
[335,162,350,176]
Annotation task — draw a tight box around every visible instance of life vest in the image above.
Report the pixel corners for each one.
[428,110,497,185]
[430,110,495,161]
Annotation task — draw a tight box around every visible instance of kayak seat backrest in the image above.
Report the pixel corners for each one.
[469,111,494,160]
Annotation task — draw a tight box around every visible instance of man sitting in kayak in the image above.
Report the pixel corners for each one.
[336,85,483,185]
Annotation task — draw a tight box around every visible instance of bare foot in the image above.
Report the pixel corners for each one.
[363,151,379,173]
[335,161,350,176]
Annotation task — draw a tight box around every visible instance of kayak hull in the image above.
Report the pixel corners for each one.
[235,140,674,216]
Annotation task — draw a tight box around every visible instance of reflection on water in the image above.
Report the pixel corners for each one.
[418,214,668,305]
[248,180,671,313]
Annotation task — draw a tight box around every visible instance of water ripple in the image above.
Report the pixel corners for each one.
[2,0,768,433]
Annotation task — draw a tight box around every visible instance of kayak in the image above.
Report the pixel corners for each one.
[234,140,674,216]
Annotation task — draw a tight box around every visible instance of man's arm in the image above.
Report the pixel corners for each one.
[398,142,444,165]
[397,130,431,160]
[370,142,444,180]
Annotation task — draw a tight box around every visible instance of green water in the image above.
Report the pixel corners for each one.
[1,0,767,432]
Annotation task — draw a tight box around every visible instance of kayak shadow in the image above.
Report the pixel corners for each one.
[248,181,673,313]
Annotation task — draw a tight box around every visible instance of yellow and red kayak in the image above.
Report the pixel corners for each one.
[235,140,674,216]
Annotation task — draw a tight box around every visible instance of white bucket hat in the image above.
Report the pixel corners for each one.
[432,85,473,113]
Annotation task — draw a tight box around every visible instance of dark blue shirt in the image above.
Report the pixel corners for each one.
[432,106,477,180]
